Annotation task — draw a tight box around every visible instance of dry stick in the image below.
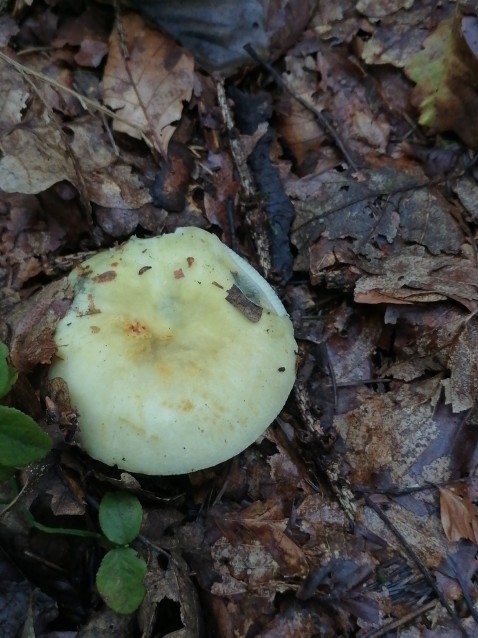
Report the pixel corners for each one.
[0,51,151,147]
[216,79,255,197]
[364,494,470,638]
[362,599,439,638]
[9,58,95,233]
[244,44,360,172]
[216,79,273,276]
[292,177,430,235]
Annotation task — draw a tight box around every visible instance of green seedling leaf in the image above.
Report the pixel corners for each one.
[0,406,52,467]
[99,492,142,545]
[96,547,147,614]
[0,342,18,399]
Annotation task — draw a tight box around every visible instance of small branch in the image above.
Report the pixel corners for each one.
[364,495,469,638]
[362,599,438,638]
[0,50,151,147]
[216,79,255,197]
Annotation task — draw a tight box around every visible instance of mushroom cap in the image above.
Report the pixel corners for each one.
[49,227,297,475]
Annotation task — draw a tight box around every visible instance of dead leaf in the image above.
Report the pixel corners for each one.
[354,246,478,310]
[405,14,478,148]
[0,16,19,47]
[442,319,478,412]
[276,55,327,171]
[52,5,111,68]
[103,12,194,155]
[0,112,152,208]
[359,1,451,67]
[0,53,29,131]
[225,284,263,323]
[8,278,73,372]
[140,553,202,638]
[439,484,478,545]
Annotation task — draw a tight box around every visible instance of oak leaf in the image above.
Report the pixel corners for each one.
[103,12,194,155]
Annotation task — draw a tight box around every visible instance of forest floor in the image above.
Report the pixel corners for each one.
[1,0,478,636]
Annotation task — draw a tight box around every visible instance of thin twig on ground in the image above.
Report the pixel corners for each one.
[244,43,360,172]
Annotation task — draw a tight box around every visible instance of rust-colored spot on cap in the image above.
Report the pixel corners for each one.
[174,268,184,279]
[92,271,117,283]
[90,325,100,334]
[180,400,193,412]
[187,257,194,268]
[125,320,148,336]
[87,294,101,315]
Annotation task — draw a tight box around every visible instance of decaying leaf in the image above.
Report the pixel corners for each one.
[0,53,29,131]
[102,12,194,155]
[276,55,327,171]
[8,278,73,372]
[225,284,263,322]
[354,246,478,310]
[442,319,478,412]
[290,165,464,280]
[405,14,478,148]
[439,484,478,545]
[380,304,478,413]
[140,553,202,638]
[0,110,152,208]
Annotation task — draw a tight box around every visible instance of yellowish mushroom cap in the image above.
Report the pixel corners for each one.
[49,227,297,474]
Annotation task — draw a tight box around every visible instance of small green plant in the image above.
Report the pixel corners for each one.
[1,344,146,613]
[96,491,147,614]
[0,342,52,481]
[26,490,147,614]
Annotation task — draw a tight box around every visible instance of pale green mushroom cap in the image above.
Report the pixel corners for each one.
[49,227,297,475]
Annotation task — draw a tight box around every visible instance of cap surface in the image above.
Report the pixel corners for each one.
[49,227,297,474]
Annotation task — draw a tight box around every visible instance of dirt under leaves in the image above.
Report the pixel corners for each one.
[2,0,478,636]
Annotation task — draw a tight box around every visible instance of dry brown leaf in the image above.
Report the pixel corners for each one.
[52,5,110,68]
[335,384,469,489]
[0,121,73,194]
[103,12,194,155]
[442,319,478,412]
[406,15,478,148]
[315,47,391,157]
[360,495,449,569]
[276,55,327,170]
[439,484,478,545]
[0,16,19,47]
[289,166,463,274]
[140,553,201,638]
[382,305,478,412]
[8,278,73,372]
[0,112,151,207]
[359,1,451,67]
[354,246,478,310]
[0,54,29,131]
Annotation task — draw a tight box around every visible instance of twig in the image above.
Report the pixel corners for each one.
[244,44,360,172]
[216,79,255,197]
[8,56,95,233]
[364,494,469,638]
[0,50,151,147]
[362,599,438,638]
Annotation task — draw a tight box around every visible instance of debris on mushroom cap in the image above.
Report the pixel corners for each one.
[49,227,297,475]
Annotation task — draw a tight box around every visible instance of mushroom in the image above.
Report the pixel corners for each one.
[49,227,297,475]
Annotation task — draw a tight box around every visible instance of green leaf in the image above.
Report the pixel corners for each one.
[99,492,143,545]
[0,463,15,482]
[0,406,52,467]
[0,343,18,399]
[96,547,147,614]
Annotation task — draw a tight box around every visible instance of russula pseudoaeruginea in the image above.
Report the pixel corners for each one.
[49,227,297,475]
